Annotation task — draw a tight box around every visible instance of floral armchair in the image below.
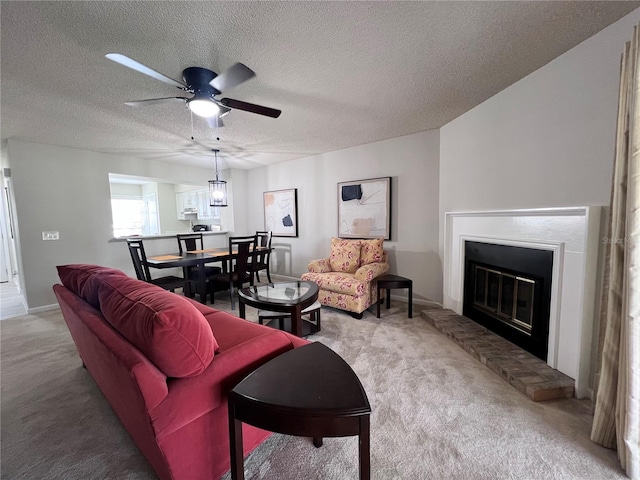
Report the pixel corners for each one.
[301,238,389,318]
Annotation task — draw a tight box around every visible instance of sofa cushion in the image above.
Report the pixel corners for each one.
[57,264,127,309]
[98,275,217,378]
[329,238,361,273]
[360,238,384,265]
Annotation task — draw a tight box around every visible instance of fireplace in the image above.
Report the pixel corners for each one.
[462,241,553,361]
[443,207,603,398]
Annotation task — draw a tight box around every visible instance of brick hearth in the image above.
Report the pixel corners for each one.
[421,309,574,402]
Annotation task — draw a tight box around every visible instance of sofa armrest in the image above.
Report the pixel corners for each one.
[307,258,332,273]
[355,262,390,282]
[149,330,306,439]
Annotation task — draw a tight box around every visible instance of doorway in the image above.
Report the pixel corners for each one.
[1,174,26,317]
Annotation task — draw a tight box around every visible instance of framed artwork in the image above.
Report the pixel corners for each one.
[338,177,391,240]
[264,188,298,237]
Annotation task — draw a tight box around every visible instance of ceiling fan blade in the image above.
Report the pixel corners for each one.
[220,98,281,118]
[209,63,255,93]
[124,97,187,107]
[206,115,225,128]
[106,53,185,89]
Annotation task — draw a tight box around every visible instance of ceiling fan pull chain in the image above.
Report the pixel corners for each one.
[190,110,195,140]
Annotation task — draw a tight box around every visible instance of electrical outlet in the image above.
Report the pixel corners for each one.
[42,231,59,241]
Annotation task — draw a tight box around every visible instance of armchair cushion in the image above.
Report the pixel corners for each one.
[329,237,361,273]
[304,272,368,297]
[360,238,385,265]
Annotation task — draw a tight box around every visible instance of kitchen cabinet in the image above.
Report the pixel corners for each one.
[196,190,215,220]
[176,189,216,220]
[176,191,199,220]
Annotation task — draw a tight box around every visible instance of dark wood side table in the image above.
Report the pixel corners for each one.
[376,274,413,318]
[228,342,371,480]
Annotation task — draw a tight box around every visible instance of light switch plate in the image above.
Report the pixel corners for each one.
[42,231,59,241]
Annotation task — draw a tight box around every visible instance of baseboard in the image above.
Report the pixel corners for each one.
[27,304,60,315]
[271,274,442,309]
[387,295,442,309]
[270,274,299,282]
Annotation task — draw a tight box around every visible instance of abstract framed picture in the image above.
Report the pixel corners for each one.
[264,188,298,237]
[338,177,391,240]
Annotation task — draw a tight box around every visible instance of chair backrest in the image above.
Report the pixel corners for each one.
[177,233,204,254]
[126,238,151,282]
[256,230,272,249]
[229,235,257,282]
[255,230,273,262]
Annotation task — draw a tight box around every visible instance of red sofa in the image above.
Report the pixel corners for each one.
[53,264,308,480]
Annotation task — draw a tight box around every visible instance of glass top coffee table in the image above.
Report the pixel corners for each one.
[237,281,319,337]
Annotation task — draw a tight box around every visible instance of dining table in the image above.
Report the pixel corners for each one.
[146,246,270,304]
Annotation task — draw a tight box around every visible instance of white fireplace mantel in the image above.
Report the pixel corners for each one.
[443,207,602,398]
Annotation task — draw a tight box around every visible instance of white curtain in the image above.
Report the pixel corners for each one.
[590,24,640,480]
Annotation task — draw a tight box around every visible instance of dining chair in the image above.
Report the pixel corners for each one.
[247,230,273,284]
[126,238,186,293]
[176,233,222,301]
[209,234,257,310]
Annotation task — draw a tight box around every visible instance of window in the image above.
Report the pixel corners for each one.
[111,195,159,237]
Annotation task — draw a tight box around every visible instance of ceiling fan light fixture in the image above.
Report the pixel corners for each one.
[188,98,220,118]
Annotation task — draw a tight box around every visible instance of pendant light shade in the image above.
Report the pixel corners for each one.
[209,149,228,207]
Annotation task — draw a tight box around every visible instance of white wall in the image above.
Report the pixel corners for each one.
[440,9,640,220]
[8,140,229,309]
[156,182,187,234]
[244,130,442,304]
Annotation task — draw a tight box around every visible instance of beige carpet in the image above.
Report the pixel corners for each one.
[1,295,625,480]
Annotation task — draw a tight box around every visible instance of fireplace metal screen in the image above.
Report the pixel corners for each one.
[473,265,536,335]
[463,241,553,361]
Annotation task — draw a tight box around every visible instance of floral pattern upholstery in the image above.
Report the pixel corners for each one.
[302,238,389,315]
[307,258,332,274]
[329,237,361,273]
[355,261,389,282]
[304,272,367,296]
[360,238,384,265]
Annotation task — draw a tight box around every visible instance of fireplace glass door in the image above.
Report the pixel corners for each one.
[463,241,553,361]
[473,265,535,335]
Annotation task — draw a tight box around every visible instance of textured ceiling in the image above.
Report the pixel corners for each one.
[1,1,638,170]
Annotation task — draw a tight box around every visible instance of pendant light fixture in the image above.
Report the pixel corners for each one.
[208,149,228,207]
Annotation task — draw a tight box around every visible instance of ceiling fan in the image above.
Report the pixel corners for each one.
[105,53,281,127]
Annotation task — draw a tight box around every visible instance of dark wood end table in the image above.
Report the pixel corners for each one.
[228,342,371,479]
[376,274,413,318]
